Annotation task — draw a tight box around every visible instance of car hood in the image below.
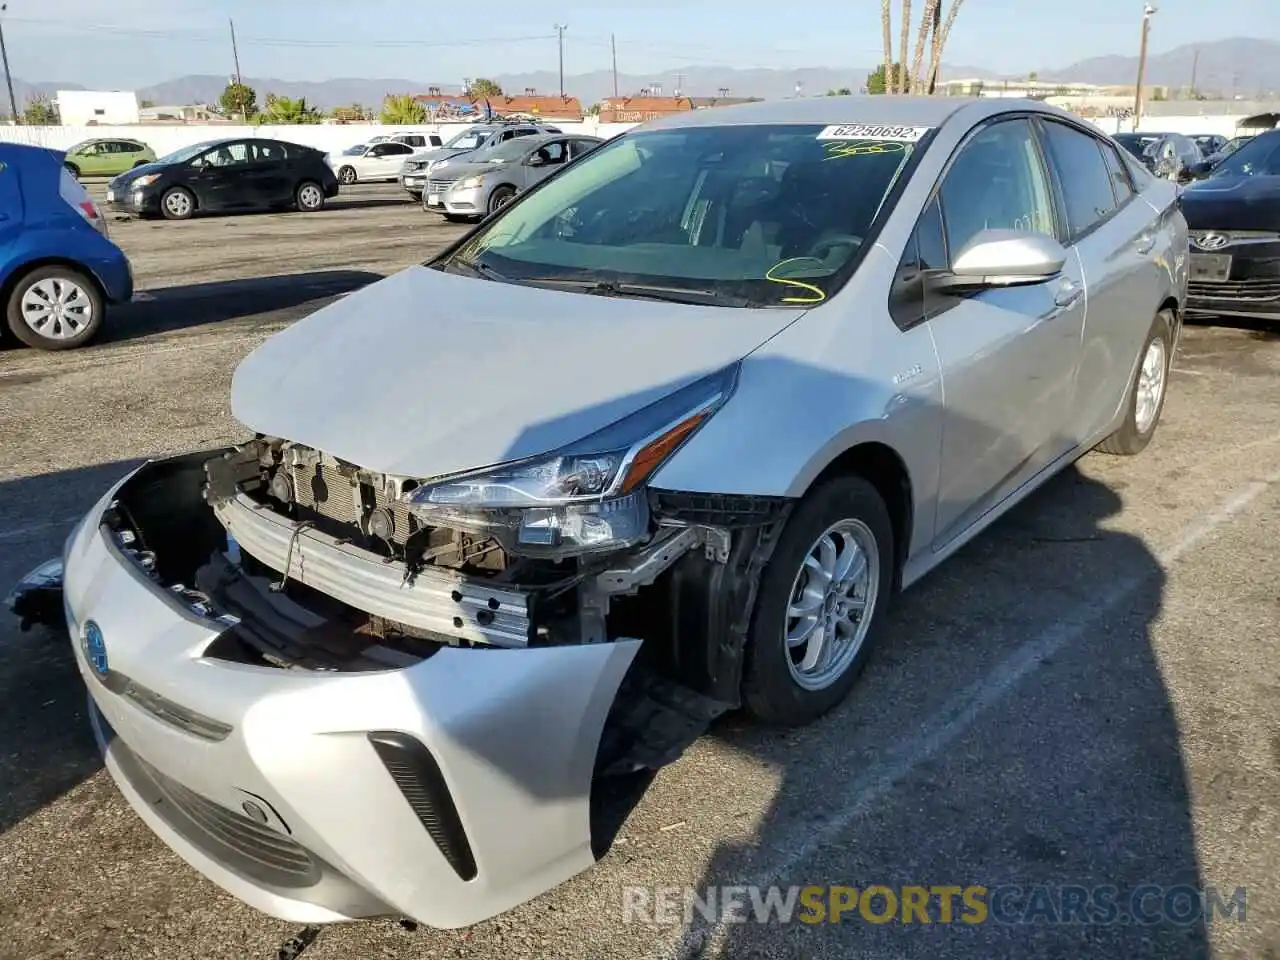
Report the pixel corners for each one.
[437,159,503,180]
[1180,175,1280,231]
[231,266,807,479]
[406,147,473,165]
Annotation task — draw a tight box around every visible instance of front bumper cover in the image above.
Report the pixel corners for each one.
[60,454,642,929]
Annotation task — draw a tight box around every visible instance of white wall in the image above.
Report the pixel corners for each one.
[0,113,1263,158]
[0,121,640,158]
[52,91,140,127]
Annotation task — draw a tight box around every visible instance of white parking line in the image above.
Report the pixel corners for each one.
[670,469,1279,960]
[0,517,80,543]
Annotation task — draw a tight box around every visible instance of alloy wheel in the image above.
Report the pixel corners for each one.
[1134,336,1167,435]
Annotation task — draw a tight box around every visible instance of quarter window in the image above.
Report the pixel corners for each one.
[1099,141,1136,204]
[1039,120,1119,237]
[938,118,1056,261]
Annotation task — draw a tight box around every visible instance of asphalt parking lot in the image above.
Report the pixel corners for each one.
[1,183,1278,960]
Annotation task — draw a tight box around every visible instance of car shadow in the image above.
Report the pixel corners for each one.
[669,465,1206,959]
[0,459,145,835]
[98,270,383,344]
[1184,313,1280,341]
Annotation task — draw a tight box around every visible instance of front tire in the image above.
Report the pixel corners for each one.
[5,266,104,350]
[337,165,357,185]
[160,186,195,220]
[1096,309,1174,456]
[742,476,895,726]
[295,180,325,212]
[487,185,516,215]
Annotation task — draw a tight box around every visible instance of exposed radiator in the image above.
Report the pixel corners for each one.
[286,458,416,545]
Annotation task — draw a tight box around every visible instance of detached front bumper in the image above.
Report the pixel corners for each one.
[61,455,641,929]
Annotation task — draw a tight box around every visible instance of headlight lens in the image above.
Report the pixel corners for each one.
[407,364,738,557]
[457,175,484,190]
[132,174,162,188]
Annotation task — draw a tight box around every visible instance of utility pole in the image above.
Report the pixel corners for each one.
[229,17,244,119]
[1189,48,1199,98]
[0,5,18,125]
[553,24,567,98]
[1133,3,1156,131]
[610,33,618,98]
[675,73,684,97]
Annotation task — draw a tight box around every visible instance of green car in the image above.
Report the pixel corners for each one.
[62,138,157,178]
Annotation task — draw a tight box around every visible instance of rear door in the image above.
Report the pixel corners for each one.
[925,116,1086,545]
[246,140,293,203]
[1035,117,1168,445]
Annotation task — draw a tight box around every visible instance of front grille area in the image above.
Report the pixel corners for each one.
[426,178,456,193]
[109,730,322,889]
[1188,278,1280,302]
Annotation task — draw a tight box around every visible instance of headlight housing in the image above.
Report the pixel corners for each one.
[407,364,738,558]
[132,174,162,188]
[456,175,484,190]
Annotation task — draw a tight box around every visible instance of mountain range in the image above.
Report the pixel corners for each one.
[11,37,1278,112]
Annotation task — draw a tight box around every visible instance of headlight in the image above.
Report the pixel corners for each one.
[407,364,738,557]
[132,174,162,188]
[457,175,484,190]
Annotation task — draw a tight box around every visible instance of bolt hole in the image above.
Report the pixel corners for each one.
[452,616,463,628]
[477,610,494,626]
[450,590,463,602]
[487,597,500,610]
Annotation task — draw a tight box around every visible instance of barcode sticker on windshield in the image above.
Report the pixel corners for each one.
[817,124,930,141]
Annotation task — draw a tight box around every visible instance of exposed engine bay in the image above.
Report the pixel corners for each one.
[97,444,792,777]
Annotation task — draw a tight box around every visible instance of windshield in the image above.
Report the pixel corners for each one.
[472,137,541,163]
[1209,133,1280,179]
[155,140,223,165]
[445,129,488,150]
[442,123,922,307]
[342,144,366,156]
[1219,136,1252,158]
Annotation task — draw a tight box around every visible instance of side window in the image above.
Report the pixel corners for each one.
[539,141,567,164]
[1037,120,1118,238]
[1099,142,1135,204]
[368,144,390,156]
[889,194,947,329]
[498,130,517,142]
[388,142,413,156]
[938,118,1056,259]
[253,142,284,163]
[915,195,948,270]
[196,142,251,168]
[570,138,600,158]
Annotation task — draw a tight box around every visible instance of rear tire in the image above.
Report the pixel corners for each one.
[337,166,357,185]
[742,475,895,727]
[1096,309,1174,456]
[6,266,104,350]
[295,180,325,212]
[160,186,195,220]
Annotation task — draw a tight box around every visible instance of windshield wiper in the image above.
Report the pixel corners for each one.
[519,276,754,306]
[446,258,511,282]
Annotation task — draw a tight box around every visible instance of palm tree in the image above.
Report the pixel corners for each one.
[379,94,427,125]
[898,0,913,93]
[881,0,895,95]
[924,0,966,94]
[909,0,940,93]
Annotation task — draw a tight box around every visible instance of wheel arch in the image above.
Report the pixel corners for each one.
[0,256,108,316]
[802,440,914,592]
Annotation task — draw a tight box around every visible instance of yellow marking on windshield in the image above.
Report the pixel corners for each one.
[823,140,907,161]
[766,258,827,304]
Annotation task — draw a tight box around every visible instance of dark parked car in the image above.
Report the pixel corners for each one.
[105,138,340,220]
[1113,131,1202,182]
[0,143,133,350]
[1186,133,1258,179]
[1180,129,1280,324]
[1191,134,1226,158]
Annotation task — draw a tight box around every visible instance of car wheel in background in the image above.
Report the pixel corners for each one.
[295,181,325,212]
[338,166,357,185]
[1096,308,1175,456]
[487,185,516,215]
[160,187,196,220]
[63,162,80,178]
[5,265,104,350]
[741,475,895,726]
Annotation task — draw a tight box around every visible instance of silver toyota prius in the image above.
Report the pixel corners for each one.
[46,96,1186,930]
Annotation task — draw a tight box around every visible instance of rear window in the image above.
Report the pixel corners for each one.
[445,122,924,307]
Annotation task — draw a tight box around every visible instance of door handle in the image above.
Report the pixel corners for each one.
[1135,232,1156,255]
[1053,278,1083,308]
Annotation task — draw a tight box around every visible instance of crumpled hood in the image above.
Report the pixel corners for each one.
[231,266,807,479]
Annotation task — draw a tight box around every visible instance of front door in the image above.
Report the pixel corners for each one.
[927,116,1085,546]
[525,139,569,188]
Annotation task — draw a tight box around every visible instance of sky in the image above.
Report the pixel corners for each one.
[4,0,1278,89]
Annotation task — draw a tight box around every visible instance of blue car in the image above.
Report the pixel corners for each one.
[0,142,132,350]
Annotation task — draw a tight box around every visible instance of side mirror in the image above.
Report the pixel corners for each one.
[527,154,547,167]
[936,229,1067,290]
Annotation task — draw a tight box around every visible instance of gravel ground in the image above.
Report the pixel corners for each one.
[1,184,1277,960]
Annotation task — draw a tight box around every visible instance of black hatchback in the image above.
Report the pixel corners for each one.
[105,137,340,220]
